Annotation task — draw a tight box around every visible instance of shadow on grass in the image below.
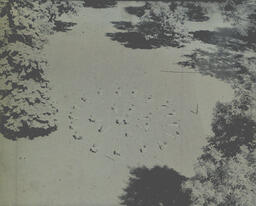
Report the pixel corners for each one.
[124,3,150,17]
[83,0,117,8]
[106,20,186,49]
[192,28,256,52]
[53,21,77,32]
[179,25,256,84]
[179,48,256,84]
[120,166,191,206]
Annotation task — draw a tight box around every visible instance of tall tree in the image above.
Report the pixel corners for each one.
[0,0,77,139]
[184,146,256,206]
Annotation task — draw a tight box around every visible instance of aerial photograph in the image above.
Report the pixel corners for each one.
[0,0,255,205]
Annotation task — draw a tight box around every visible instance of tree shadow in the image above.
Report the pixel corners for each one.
[83,0,117,9]
[106,20,187,49]
[192,28,256,52]
[124,3,150,17]
[125,6,145,17]
[53,21,77,32]
[179,7,256,79]
[111,21,134,31]
[178,26,256,84]
[178,49,256,84]
[120,166,191,206]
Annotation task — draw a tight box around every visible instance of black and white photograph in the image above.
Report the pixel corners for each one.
[0,0,256,205]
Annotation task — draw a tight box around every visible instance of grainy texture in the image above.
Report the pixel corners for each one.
[0,0,255,205]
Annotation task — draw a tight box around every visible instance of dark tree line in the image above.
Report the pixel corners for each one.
[0,0,77,140]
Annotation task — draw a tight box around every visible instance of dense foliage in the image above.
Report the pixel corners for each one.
[184,146,256,206]
[107,2,194,49]
[0,0,77,139]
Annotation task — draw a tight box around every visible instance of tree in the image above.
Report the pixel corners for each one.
[0,0,77,140]
[184,146,256,206]
[208,92,256,156]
